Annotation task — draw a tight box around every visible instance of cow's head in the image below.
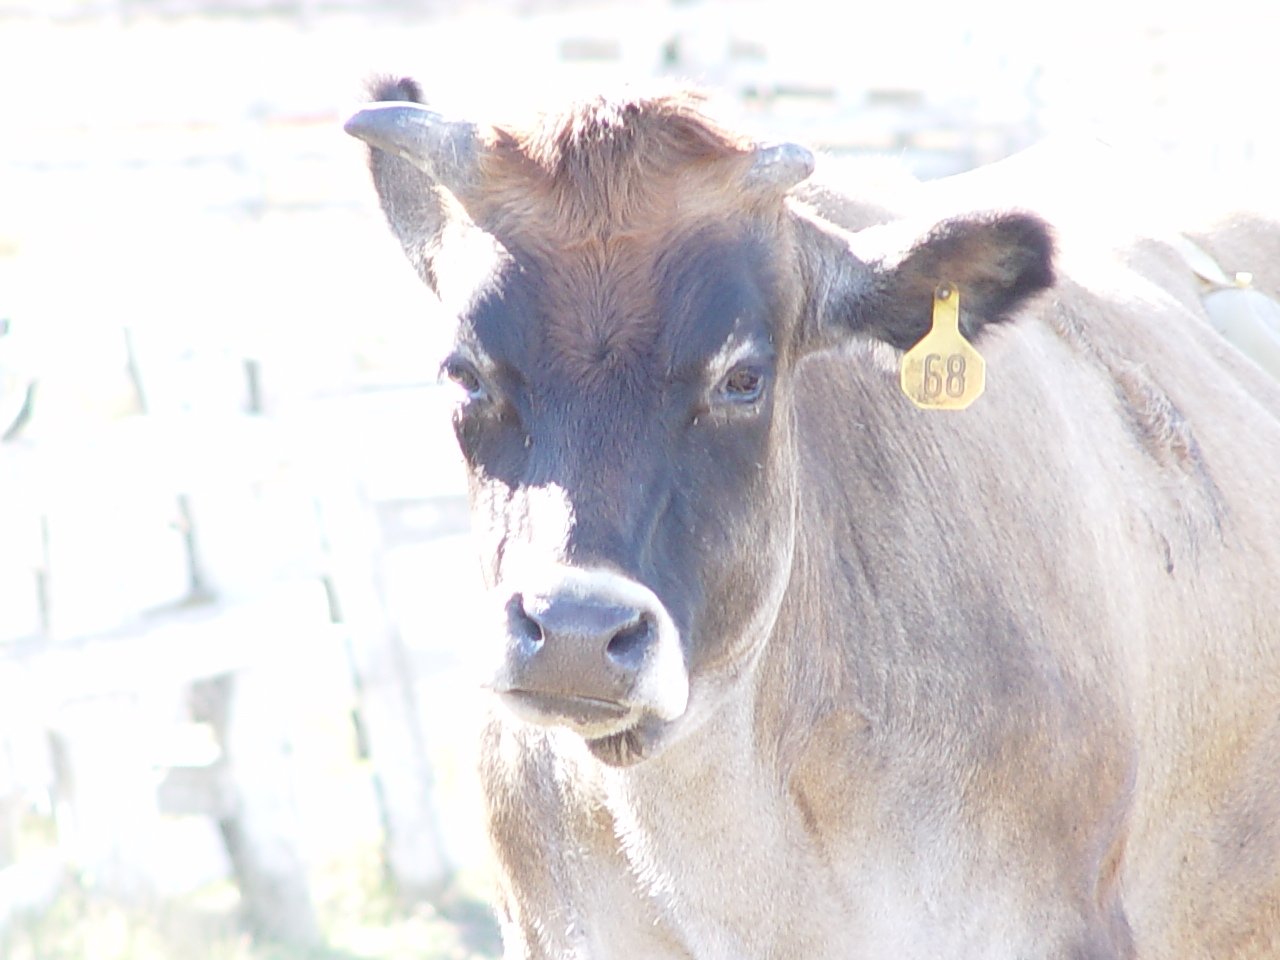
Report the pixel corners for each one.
[347,80,1054,766]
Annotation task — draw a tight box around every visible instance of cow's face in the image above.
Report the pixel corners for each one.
[347,84,1054,765]
[441,220,810,764]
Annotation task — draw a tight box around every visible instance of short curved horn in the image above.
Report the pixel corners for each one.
[344,101,484,197]
[745,141,815,193]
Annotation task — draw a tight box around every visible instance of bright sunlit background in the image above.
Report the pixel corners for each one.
[0,1,1275,957]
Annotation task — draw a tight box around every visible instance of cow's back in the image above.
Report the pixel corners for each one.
[1065,224,1280,958]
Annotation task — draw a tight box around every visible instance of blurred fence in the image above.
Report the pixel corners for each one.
[0,320,480,943]
[0,9,484,927]
[1,0,1277,949]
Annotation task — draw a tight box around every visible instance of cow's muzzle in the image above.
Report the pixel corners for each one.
[489,567,689,741]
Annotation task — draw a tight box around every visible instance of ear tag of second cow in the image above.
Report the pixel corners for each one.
[900,284,986,410]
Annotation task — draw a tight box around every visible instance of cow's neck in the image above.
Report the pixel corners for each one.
[595,645,841,955]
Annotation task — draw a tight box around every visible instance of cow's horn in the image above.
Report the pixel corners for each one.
[746,142,815,192]
[344,101,484,196]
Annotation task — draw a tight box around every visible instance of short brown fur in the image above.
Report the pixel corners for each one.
[352,84,1280,960]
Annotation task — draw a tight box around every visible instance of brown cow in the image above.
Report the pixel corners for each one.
[346,80,1280,959]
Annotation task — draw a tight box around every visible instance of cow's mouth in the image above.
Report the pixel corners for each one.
[496,688,670,766]
[499,689,632,730]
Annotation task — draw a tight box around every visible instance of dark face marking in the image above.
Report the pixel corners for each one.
[653,228,778,382]
[446,225,804,758]
[450,228,787,492]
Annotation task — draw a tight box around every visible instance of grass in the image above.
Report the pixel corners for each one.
[1,847,502,960]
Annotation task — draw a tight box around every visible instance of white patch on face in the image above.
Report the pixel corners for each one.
[467,482,578,677]
[516,482,576,558]
[475,481,578,580]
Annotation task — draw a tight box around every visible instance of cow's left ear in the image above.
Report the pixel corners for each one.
[813,212,1056,351]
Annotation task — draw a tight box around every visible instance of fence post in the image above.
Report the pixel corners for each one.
[197,671,321,946]
[316,488,453,899]
[50,697,163,900]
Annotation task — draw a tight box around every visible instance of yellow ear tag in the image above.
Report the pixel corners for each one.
[899,284,986,410]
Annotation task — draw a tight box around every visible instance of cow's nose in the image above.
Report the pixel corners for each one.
[512,593,656,676]
[492,567,689,731]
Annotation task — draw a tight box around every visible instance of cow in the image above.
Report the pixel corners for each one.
[345,79,1280,959]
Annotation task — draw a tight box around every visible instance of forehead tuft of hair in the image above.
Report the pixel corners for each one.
[519,89,752,174]
[482,88,758,234]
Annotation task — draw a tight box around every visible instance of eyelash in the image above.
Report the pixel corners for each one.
[714,364,767,406]
[442,357,486,401]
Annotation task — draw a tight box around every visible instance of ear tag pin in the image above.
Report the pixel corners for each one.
[899,284,986,410]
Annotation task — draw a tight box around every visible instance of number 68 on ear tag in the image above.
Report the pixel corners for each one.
[900,284,986,410]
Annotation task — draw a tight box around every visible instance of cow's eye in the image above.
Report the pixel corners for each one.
[441,357,487,402]
[717,365,766,405]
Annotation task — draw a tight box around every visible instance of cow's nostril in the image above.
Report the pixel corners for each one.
[509,594,545,651]
[606,618,653,669]
[508,588,660,682]
[496,573,687,727]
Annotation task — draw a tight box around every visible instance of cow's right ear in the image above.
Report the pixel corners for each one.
[799,211,1056,353]
[346,77,491,298]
